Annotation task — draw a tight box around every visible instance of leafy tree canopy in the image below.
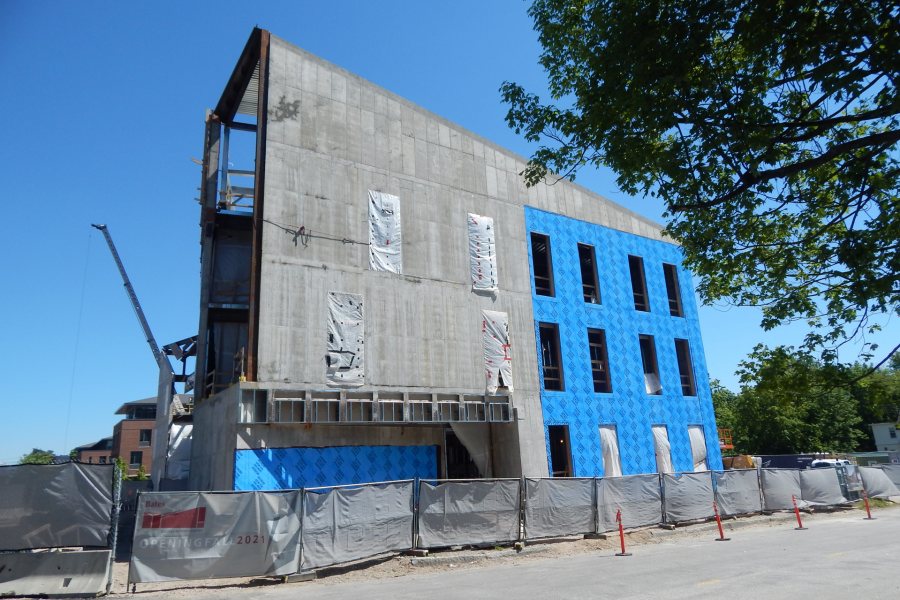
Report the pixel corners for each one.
[20,448,56,465]
[502,0,899,364]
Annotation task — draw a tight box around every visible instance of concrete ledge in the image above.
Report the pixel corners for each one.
[411,545,547,567]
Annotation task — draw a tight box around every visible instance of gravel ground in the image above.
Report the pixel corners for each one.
[109,505,891,598]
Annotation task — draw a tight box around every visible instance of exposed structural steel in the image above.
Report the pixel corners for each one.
[91,224,163,364]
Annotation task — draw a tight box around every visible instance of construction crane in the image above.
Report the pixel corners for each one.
[91,224,164,364]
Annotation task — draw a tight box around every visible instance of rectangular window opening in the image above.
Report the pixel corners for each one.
[628,255,650,311]
[548,424,573,477]
[539,322,564,391]
[663,263,684,317]
[599,425,622,477]
[588,328,612,393]
[129,451,143,469]
[675,339,697,396]
[531,233,555,296]
[578,243,601,304]
[639,334,662,395]
[138,429,152,447]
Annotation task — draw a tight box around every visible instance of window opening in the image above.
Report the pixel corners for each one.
[548,425,573,477]
[368,190,402,274]
[588,328,612,393]
[539,323,564,391]
[273,391,306,423]
[639,335,662,394]
[599,425,622,477]
[139,429,152,447]
[467,213,498,291]
[687,425,708,471]
[651,425,673,474]
[578,243,601,304]
[99,456,107,464]
[628,255,650,311]
[531,233,555,296]
[663,263,683,316]
[129,451,143,469]
[674,339,697,396]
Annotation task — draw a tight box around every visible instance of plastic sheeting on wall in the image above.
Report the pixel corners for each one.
[713,469,762,516]
[165,424,192,480]
[524,478,595,539]
[300,481,414,570]
[652,425,674,474]
[760,469,803,510]
[599,425,622,477]
[417,480,520,548]
[799,468,847,506]
[662,472,714,523]
[326,292,364,386]
[482,310,513,394]
[597,474,662,532]
[467,213,498,292]
[368,190,402,273]
[859,466,900,498]
[129,491,301,583]
[687,425,708,471]
[0,463,114,551]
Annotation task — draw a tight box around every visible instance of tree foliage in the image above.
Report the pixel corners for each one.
[502,0,899,363]
[20,448,56,465]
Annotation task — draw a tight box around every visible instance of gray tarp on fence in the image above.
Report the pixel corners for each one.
[129,491,301,583]
[881,464,900,487]
[524,478,595,539]
[799,468,847,505]
[300,481,414,571]
[417,480,520,548]
[597,474,662,532]
[0,462,114,550]
[713,469,762,516]
[662,472,714,523]
[860,467,900,499]
[760,469,803,510]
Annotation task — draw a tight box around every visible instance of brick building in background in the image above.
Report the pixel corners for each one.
[73,436,113,465]
[112,397,156,476]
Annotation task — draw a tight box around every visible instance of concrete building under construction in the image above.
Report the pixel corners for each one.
[188,29,722,490]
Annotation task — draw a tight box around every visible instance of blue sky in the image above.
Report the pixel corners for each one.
[1,1,894,464]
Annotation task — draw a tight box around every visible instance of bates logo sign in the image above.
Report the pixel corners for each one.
[142,507,207,529]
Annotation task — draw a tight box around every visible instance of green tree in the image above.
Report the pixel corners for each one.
[20,448,56,465]
[730,346,864,453]
[114,457,129,481]
[502,0,899,364]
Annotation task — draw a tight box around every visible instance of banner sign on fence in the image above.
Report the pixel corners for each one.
[300,481,414,571]
[760,469,803,510]
[525,478,595,539]
[713,469,762,516]
[662,472,714,523]
[597,474,662,532]
[417,480,520,549]
[799,468,846,506]
[129,491,301,583]
[0,462,114,550]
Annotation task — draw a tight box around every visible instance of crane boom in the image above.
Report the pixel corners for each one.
[91,223,164,365]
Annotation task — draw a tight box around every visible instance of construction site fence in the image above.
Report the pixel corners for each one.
[123,465,899,586]
[0,462,120,597]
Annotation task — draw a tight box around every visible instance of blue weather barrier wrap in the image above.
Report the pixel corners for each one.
[524,478,595,539]
[662,472,714,523]
[300,481,415,571]
[417,480,521,549]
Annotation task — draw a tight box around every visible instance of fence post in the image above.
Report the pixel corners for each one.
[658,472,666,525]
[106,463,122,595]
[412,478,420,550]
[518,476,526,542]
[592,477,599,535]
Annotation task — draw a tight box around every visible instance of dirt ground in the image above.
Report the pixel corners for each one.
[111,505,889,598]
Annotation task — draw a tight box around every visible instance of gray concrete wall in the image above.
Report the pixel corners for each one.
[258,35,666,478]
[189,385,240,490]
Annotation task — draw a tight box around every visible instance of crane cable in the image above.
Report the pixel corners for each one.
[63,231,92,456]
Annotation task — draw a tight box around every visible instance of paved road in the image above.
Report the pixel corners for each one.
[134,509,900,600]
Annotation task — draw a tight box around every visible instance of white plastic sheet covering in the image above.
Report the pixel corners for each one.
[300,481,414,571]
[0,463,114,550]
[663,472,714,523]
[368,190,402,273]
[860,467,900,498]
[165,423,192,480]
[799,468,847,506]
[713,469,762,516]
[760,469,803,511]
[597,474,662,532]
[326,292,365,386]
[450,423,491,477]
[417,480,520,548]
[652,425,674,474]
[881,464,900,486]
[129,491,301,583]
[687,425,708,471]
[599,425,622,477]
[482,310,513,394]
[467,213,498,292]
[524,478,595,539]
